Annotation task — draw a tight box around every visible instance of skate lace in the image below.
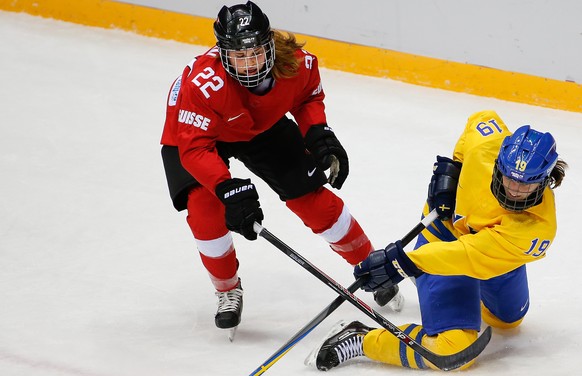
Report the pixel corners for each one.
[215,287,243,314]
[334,334,364,364]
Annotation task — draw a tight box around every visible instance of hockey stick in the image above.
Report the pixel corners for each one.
[249,210,439,375]
[250,210,492,372]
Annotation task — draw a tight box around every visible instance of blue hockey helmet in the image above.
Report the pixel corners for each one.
[491,125,558,211]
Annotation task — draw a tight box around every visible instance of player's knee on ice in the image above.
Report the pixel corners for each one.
[481,302,525,329]
[363,324,478,370]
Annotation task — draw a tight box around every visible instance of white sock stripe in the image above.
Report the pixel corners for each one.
[330,233,370,255]
[195,232,233,258]
[319,205,352,244]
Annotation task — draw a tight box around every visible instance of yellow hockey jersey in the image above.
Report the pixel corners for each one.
[407,110,557,280]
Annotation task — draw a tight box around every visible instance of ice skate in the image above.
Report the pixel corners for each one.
[215,279,243,340]
[373,284,405,312]
[305,320,371,371]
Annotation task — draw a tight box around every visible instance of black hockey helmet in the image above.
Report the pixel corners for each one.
[213,1,275,87]
[214,1,272,50]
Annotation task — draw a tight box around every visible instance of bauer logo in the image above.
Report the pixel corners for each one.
[392,260,409,279]
[223,184,254,199]
[178,109,210,131]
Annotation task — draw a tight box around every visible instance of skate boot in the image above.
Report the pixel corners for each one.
[305,320,371,371]
[214,279,243,330]
[373,284,405,312]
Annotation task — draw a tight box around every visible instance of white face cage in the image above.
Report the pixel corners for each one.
[219,39,275,87]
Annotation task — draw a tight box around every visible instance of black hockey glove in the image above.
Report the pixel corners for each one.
[354,241,423,292]
[215,178,264,241]
[304,124,349,189]
[427,156,462,220]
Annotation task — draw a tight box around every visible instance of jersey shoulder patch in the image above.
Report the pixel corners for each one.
[168,75,182,106]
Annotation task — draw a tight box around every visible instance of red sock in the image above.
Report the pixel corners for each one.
[187,186,239,291]
[329,216,373,265]
[286,187,373,265]
[199,246,239,292]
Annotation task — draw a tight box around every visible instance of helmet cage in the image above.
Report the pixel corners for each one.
[218,38,275,87]
[490,125,558,211]
[491,163,548,211]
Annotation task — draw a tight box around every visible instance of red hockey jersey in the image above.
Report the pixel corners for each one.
[161,46,327,192]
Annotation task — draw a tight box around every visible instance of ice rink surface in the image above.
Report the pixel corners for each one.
[1,11,582,375]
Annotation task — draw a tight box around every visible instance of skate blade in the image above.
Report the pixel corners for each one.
[228,326,238,342]
[386,291,405,312]
[304,320,348,367]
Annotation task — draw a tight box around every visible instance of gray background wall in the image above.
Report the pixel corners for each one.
[119,0,582,83]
